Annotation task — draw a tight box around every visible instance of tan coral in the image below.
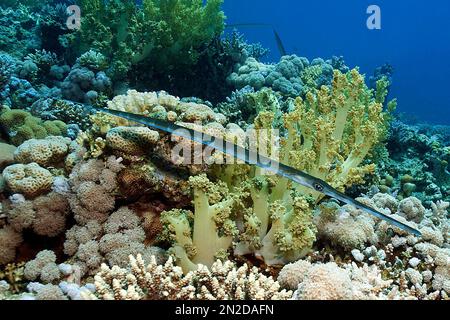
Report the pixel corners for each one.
[14,136,71,167]
[0,226,23,265]
[3,163,53,197]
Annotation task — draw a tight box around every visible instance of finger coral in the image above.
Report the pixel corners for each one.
[85,254,292,300]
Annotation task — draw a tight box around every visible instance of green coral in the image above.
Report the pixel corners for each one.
[222,68,392,265]
[73,0,225,80]
[0,107,67,146]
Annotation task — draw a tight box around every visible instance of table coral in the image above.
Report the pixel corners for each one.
[85,254,292,300]
[3,162,53,197]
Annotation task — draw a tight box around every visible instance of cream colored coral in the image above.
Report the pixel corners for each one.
[85,254,292,300]
[106,126,159,156]
[293,262,353,300]
[3,163,53,197]
[14,136,71,167]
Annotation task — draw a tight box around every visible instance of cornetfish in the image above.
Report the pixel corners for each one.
[92,106,421,236]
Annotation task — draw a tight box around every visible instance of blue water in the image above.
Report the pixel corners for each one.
[223,0,450,125]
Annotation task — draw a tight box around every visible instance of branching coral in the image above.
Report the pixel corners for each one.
[85,254,292,300]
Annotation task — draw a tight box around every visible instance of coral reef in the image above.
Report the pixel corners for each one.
[0,0,448,303]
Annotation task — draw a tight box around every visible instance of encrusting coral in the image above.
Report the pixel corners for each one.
[0,107,67,146]
[84,254,292,300]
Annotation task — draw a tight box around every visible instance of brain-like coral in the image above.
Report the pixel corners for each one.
[3,162,53,197]
[14,136,71,167]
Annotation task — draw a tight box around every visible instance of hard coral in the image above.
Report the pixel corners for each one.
[14,136,71,167]
[86,254,292,300]
[3,162,53,197]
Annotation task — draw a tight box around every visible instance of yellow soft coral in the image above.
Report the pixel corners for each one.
[280,68,386,200]
[233,68,390,265]
[160,174,238,272]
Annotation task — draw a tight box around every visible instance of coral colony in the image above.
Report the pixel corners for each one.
[0,0,449,301]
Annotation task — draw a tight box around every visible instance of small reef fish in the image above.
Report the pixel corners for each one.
[92,107,422,236]
[226,23,287,56]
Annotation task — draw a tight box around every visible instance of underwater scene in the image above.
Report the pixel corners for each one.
[0,0,449,302]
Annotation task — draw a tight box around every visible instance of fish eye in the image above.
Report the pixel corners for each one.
[314,182,324,192]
